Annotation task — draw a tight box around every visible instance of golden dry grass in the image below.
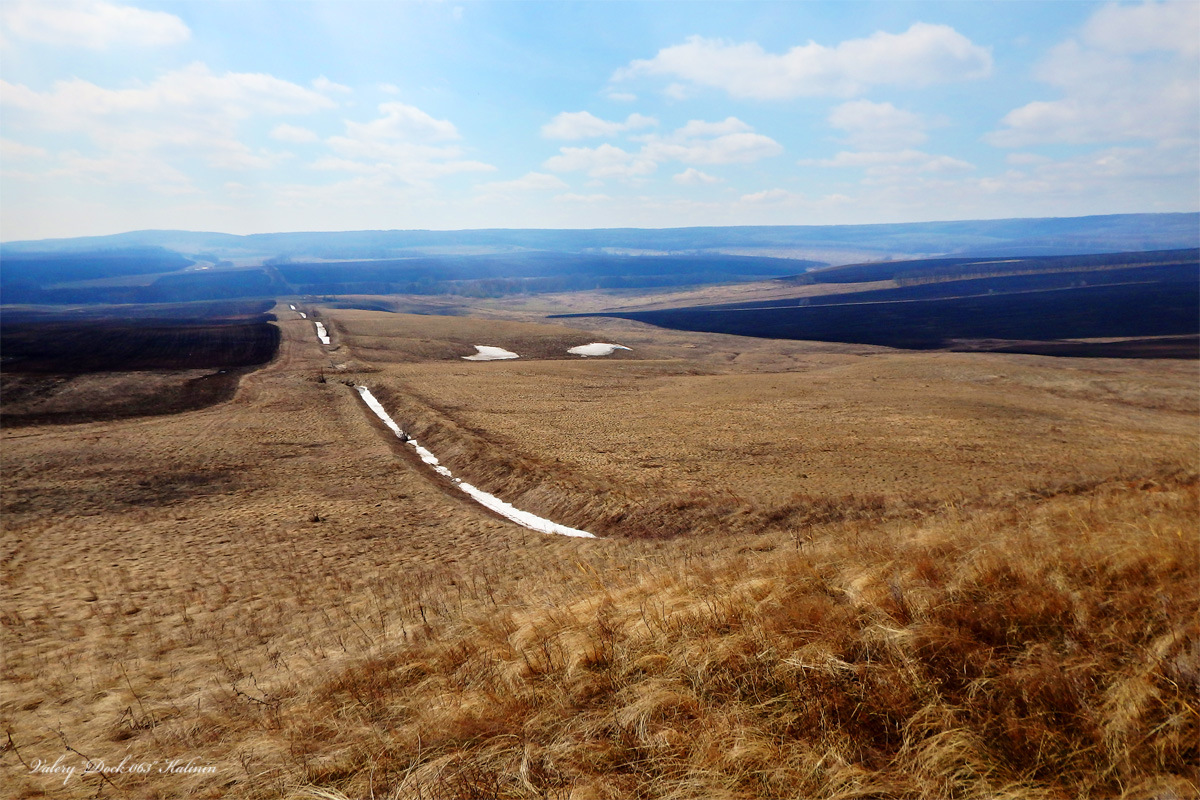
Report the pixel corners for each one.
[2,299,1196,799]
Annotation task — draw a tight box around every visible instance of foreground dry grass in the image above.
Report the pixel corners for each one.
[293,473,1199,800]
[2,301,1197,799]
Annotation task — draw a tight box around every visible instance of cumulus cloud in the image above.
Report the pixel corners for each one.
[341,101,461,144]
[615,23,991,99]
[312,76,352,95]
[805,148,974,178]
[988,1,1199,146]
[604,90,638,103]
[271,123,320,143]
[1081,0,1198,57]
[541,111,656,139]
[642,130,782,165]
[639,117,782,165]
[554,193,612,204]
[51,148,195,192]
[544,117,781,181]
[828,100,932,149]
[1,137,48,161]
[0,63,335,192]
[2,63,336,125]
[673,167,721,185]
[740,188,800,204]
[543,143,657,179]
[0,0,190,49]
[476,172,569,194]
[321,102,494,186]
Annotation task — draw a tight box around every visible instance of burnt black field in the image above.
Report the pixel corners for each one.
[0,300,282,426]
[560,251,1200,358]
[1,320,281,373]
[1,299,280,374]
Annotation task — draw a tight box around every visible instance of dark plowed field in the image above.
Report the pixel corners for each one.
[0,302,282,425]
[0,320,280,373]
[567,259,1199,357]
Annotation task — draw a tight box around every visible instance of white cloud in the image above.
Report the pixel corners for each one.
[604,90,638,103]
[0,0,189,49]
[639,117,783,165]
[806,149,974,178]
[1006,152,1051,166]
[984,141,1198,192]
[0,63,335,192]
[1081,0,1198,57]
[343,101,460,143]
[476,172,569,193]
[1,137,48,161]
[544,117,781,181]
[51,148,195,193]
[543,143,657,179]
[828,100,931,149]
[669,117,751,139]
[988,1,1199,146]
[740,188,801,204]
[554,193,612,204]
[643,131,782,165]
[319,102,494,186]
[545,117,781,181]
[312,76,353,95]
[541,111,657,139]
[271,123,320,143]
[615,23,991,99]
[673,167,721,185]
[2,63,336,125]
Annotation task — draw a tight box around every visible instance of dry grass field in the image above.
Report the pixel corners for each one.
[2,298,1197,799]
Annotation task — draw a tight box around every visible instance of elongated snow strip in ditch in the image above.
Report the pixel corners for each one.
[355,386,596,539]
[315,321,331,344]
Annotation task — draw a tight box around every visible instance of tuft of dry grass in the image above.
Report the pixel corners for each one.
[271,471,1198,800]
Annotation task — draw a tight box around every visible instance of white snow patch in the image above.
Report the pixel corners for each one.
[298,312,307,319]
[315,321,331,345]
[568,342,632,357]
[456,481,595,538]
[354,386,595,539]
[289,304,297,310]
[463,345,519,361]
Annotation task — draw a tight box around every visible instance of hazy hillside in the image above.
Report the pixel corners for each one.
[3,213,1196,306]
[3,213,1197,261]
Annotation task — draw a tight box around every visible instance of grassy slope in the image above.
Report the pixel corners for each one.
[296,472,1198,800]
[1,301,1196,799]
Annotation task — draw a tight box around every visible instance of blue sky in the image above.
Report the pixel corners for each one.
[1,0,1197,240]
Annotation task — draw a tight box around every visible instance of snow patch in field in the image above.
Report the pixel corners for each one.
[463,345,519,361]
[354,386,595,539]
[298,312,307,319]
[315,321,331,345]
[289,304,297,310]
[568,342,632,357]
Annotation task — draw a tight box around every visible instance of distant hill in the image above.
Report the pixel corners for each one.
[3,213,1196,261]
[2,214,1196,305]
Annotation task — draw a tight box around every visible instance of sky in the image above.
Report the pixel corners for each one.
[1,0,1198,241]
